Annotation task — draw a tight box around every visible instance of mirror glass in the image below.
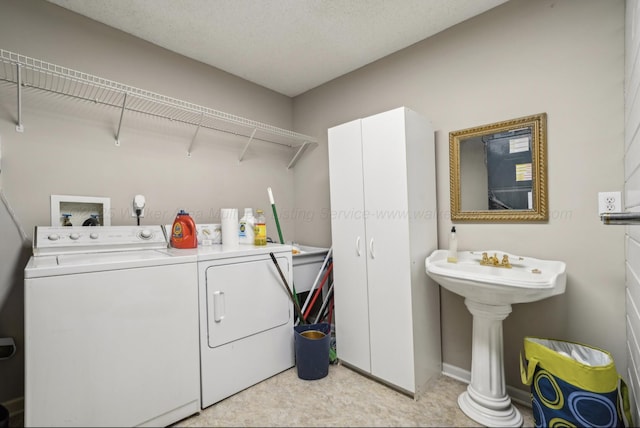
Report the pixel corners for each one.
[449,113,548,222]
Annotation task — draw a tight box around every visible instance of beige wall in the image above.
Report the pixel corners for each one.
[0,0,298,232]
[293,0,626,394]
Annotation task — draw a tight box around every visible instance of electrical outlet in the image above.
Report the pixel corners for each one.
[598,191,622,214]
[131,194,146,218]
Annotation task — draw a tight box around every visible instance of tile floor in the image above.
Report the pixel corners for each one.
[172,363,535,427]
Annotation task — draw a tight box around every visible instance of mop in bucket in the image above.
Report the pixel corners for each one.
[270,252,331,380]
[521,337,633,427]
[266,186,334,380]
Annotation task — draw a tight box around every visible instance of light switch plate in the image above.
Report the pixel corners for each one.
[598,191,622,214]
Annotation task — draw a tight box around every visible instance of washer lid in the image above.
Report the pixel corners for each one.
[58,250,174,266]
[25,249,197,278]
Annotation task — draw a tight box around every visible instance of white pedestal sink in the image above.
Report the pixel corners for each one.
[425,249,566,427]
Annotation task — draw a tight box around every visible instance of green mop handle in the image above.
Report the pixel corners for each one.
[272,205,284,244]
[268,187,302,314]
[268,187,285,244]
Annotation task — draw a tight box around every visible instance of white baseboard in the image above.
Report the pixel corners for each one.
[442,363,531,408]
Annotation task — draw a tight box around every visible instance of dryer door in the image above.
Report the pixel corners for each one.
[206,255,291,348]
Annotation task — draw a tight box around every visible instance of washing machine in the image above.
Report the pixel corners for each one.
[24,225,200,427]
[194,238,295,408]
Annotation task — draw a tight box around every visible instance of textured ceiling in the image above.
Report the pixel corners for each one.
[45,0,508,97]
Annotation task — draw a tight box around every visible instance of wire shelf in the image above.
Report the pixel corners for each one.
[0,49,317,167]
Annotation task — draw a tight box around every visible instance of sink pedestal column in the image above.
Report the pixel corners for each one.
[458,299,523,427]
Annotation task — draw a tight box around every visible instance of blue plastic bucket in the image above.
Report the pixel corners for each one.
[294,323,330,380]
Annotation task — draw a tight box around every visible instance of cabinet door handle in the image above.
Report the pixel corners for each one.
[213,291,225,322]
[369,238,375,259]
[356,236,361,256]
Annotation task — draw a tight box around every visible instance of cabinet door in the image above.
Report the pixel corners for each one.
[361,109,415,392]
[328,119,371,372]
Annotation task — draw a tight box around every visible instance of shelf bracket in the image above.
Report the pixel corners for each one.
[287,141,310,169]
[115,92,128,146]
[187,112,204,157]
[238,128,257,163]
[15,64,23,132]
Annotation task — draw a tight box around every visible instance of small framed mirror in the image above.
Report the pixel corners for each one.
[449,113,548,222]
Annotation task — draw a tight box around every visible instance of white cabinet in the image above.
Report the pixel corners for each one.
[327,107,441,395]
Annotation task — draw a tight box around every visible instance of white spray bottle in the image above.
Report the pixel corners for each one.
[447,226,458,263]
[238,208,256,245]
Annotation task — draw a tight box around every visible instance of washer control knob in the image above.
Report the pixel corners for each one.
[90,233,99,240]
[140,229,152,239]
[48,234,60,241]
[69,233,80,240]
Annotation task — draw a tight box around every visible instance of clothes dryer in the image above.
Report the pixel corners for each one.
[195,243,295,408]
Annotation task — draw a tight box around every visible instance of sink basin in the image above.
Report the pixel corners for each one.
[425,249,567,427]
[425,249,566,305]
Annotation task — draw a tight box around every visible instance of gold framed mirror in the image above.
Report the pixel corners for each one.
[449,113,548,222]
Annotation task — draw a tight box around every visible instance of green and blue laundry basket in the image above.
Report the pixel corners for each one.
[521,337,632,427]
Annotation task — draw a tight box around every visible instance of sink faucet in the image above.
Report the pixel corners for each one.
[480,252,512,268]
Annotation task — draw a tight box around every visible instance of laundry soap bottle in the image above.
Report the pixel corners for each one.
[447,226,458,263]
[170,210,197,249]
[254,209,267,246]
[238,208,256,245]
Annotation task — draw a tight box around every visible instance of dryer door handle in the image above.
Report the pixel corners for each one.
[213,291,225,322]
